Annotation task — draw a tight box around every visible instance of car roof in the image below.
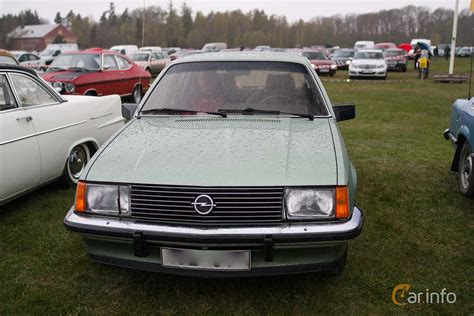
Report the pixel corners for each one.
[0,64,38,76]
[174,51,309,65]
[63,48,117,55]
[356,49,383,53]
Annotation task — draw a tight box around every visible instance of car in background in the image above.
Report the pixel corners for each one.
[349,49,387,79]
[374,42,397,51]
[169,49,202,61]
[139,46,162,52]
[164,47,181,55]
[131,50,170,76]
[202,42,227,52]
[310,45,329,57]
[64,52,363,276]
[10,51,42,70]
[354,41,375,51]
[41,48,150,104]
[299,50,337,76]
[444,98,474,197]
[457,47,473,57]
[39,43,79,71]
[331,48,355,69]
[437,44,450,57]
[0,65,126,205]
[110,45,139,57]
[254,45,271,51]
[0,50,19,66]
[384,48,408,72]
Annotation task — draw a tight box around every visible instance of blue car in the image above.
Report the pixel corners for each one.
[444,98,474,197]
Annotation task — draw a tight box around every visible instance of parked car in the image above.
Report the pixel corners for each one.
[0,50,19,65]
[309,45,329,57]
[202,42,227,52]
[39,43,79,71]
[444,98,474,197]
[354,41,375,51]
[169,49,202,61]
[41,48,151,104]
[10,51,42,70]
[139,46,162,52]
[299,50,337,76]
[456,47,473,57]
[374,42,397,51]
[64,52,363,277]
[349,49,387,79]
[131,51,170,76]
[0,65,126,205]
[110,45,139,57]
[384,48,408,72]
[437,44,450,57]
[164,47,181,55]
[331,48,355,69]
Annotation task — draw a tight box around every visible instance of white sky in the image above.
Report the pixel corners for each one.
[0,0,472,23]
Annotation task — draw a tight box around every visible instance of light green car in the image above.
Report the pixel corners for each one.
[64,52,363,277]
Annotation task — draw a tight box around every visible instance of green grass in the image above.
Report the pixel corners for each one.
[1,57,473,315]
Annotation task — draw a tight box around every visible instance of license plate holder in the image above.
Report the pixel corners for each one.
[161,248,251,271]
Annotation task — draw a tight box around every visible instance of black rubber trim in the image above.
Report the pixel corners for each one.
[64,208,363,244]
[88,253,345,278]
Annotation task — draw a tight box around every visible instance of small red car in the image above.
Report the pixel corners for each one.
[41,48,151,103]
[384,48,408,72]
[300,50,337,76]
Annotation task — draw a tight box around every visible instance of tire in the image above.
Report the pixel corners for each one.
[145,67,152,76]
[132,85,142,104]
[85,91,97,96]
[63,143,91,186]
[458,142,474,198]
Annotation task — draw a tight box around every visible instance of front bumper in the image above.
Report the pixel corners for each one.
[64,206,363,276]
[349,69,387,77]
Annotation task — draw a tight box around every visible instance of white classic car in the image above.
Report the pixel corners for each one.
[0,65,125,205]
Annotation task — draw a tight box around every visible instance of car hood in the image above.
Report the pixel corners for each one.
[41,71,85,81]
[86,116,338,186]
[351,59,385,66]
[309,59,334,65]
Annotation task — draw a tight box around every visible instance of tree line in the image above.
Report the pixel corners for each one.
[1,3,473,50]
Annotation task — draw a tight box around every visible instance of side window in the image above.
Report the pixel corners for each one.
[162,52,169,59]
[29,54,39,61]
[104,55,119,70]
[9,74,56,107]
[116,55,131,70]
[0,74,18,111]
[150,53,157,61]
[18,55,28,62]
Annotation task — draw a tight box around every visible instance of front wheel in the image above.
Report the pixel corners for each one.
[63,144,91,186]
[132,85,142,104]
[459,142,474,198]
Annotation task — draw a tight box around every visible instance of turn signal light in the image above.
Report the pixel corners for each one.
[335,186,349,219]
[75,181,86,213]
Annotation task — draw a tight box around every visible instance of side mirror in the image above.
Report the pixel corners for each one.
[53,50,61,57]
[333,104,355,122]
[122,103,138,120]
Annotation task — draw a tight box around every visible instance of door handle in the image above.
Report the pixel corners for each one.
[16,116,33,122]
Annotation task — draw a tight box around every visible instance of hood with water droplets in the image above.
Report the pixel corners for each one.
[86,116,338,186]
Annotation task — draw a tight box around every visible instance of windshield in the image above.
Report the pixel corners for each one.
[302,52,326,60]
[384,50,404,57]
[354,52,384,59]
[47,54,101,71]
[142,61,328,116]
[334,51,354,58]
[131,53,150,61]
[0,56,18,65]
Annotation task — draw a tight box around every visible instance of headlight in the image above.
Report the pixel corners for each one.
[376,64,385,69]
[330,64,337,69]
[285,188,335,219]
[345,60,352,65]
[311,63,316,69]
[65,82,75,93]
[52,81,62,90]
[75,182,130,216]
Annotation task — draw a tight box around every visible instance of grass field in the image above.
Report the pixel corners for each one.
[1,57,473,315]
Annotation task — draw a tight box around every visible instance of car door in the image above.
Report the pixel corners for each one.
[115,55,136,95]
[8,72,72,184]
[103,54,126,96]
[0,73,41,203]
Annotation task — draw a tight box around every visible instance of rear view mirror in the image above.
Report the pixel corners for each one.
[122,103,138,120]
[333,104,355,122]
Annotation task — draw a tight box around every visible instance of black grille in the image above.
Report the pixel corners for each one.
[130,184,284,226]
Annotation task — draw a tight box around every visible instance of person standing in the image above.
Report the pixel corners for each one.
[444,45,451,61]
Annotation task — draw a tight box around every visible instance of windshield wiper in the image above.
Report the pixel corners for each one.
[140,107,227,118]
[218,107,314,120]
[47,67,66,72]
[67,67,90,72]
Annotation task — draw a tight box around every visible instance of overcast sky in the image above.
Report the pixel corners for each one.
[1,0,471,23]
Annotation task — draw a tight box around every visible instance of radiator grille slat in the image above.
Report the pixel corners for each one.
[130,184,284,226]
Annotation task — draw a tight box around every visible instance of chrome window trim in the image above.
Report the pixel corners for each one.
[0,72,20,111]
[115,54,133,71]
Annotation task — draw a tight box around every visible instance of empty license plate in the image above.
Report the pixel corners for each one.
[161,248,251,271]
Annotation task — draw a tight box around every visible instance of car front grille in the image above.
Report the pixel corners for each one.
[358,64,377,69]
[130,184,284,226]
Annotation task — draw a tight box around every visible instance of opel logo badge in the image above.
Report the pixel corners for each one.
[191,195,216,215]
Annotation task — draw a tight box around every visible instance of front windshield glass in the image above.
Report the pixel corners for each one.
[142,61,328,116]
[384,50,404,57]
[47,54,101,71]
[131,53,150,61]
[0,56,18,65]
[301,51,326,60]
[354,52,384,59]
[334,51,354,57]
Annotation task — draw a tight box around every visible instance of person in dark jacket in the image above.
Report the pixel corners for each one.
[444,46,451,61]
